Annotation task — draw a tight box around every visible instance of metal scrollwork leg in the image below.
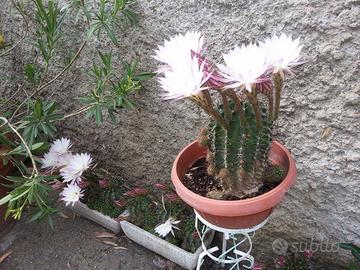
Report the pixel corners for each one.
[195,210,268,270]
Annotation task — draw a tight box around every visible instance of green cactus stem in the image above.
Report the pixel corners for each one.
[192,78,285,198]
[204,98,273,198]
[252,107,272,180]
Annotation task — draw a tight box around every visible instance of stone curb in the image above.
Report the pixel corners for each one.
[120,220,215,270]
[69,201,122,234]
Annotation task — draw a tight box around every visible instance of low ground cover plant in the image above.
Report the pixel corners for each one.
[84,179,202,252]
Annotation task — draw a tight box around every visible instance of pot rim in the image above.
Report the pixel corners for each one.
[171,140,297,216]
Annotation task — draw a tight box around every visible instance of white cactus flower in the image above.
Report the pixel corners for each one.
[60,153,92,183]
[260,33,303,75]
[158,57,209,100]
[49,137,72,155]
[154,217,180,238]
[41,138,73,170]
[60,184,83,206]
[57,152,74,168]
[218,43,269,92]
[41,152,59,169]
[153,31,204,72]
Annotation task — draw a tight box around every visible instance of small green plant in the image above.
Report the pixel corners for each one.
[273,251,314,270]
[85,181,201,252]
[79,54,150,124]
[85,177,125,218]
[340,243,360,270]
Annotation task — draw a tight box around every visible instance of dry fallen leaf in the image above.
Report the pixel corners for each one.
[0,250,13,264]
[102,240,119,247]
[95,231,117,239]
[321,127,332,140]
[113,246,127,250]
[57,212,69,219]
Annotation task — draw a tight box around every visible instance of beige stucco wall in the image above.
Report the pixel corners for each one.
[1,0,359,267]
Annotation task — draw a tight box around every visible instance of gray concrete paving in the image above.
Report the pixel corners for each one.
[0,206,181,270]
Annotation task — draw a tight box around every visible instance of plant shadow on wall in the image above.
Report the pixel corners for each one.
[0,0,154,227]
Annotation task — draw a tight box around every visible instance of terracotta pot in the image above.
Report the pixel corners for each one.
[171,140,297,229]
[0,148,16,238]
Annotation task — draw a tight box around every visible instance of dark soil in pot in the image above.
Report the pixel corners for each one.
[181,158,285,200]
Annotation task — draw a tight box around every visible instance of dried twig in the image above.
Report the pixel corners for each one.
[0,250,13,264]
[95,231,117,239]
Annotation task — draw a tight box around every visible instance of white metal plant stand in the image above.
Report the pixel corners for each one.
[195,210,268,270]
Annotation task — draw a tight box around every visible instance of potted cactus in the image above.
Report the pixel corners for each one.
[154,32,303,229]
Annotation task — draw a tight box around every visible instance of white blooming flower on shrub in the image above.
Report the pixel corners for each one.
[154,217,180,238]
[41,138,73,169]
[40,138,93,206]
[153,31,204,72]
[56,152,74,167]
[49,137,72,155]
[260,33,303,75]
[60,184,83,206]
[60,153,92,183]
[218,43,268,91]
[41,152,59,169]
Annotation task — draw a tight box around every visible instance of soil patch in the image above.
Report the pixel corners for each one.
[181,158,283,200]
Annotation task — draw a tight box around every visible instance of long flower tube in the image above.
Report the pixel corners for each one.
[246,87,263,132]
[190,94,229,130]
[273,71,284,121]
[266,89,275,122]
[220,91,231,125]
[226,89,248,128]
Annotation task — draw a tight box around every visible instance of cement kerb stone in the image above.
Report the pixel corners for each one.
[69,201,122,234]
[120,220,215,270]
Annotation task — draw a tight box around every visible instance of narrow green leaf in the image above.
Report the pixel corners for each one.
[95,105,103,124]
[30,142,44,151]
[133,72,156,81]
[104,25,119,46]
[28,209,45,222]
[0,194,13,205]
[47,215,54,230]
[34,100,43,119]
[9,189,30,202]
